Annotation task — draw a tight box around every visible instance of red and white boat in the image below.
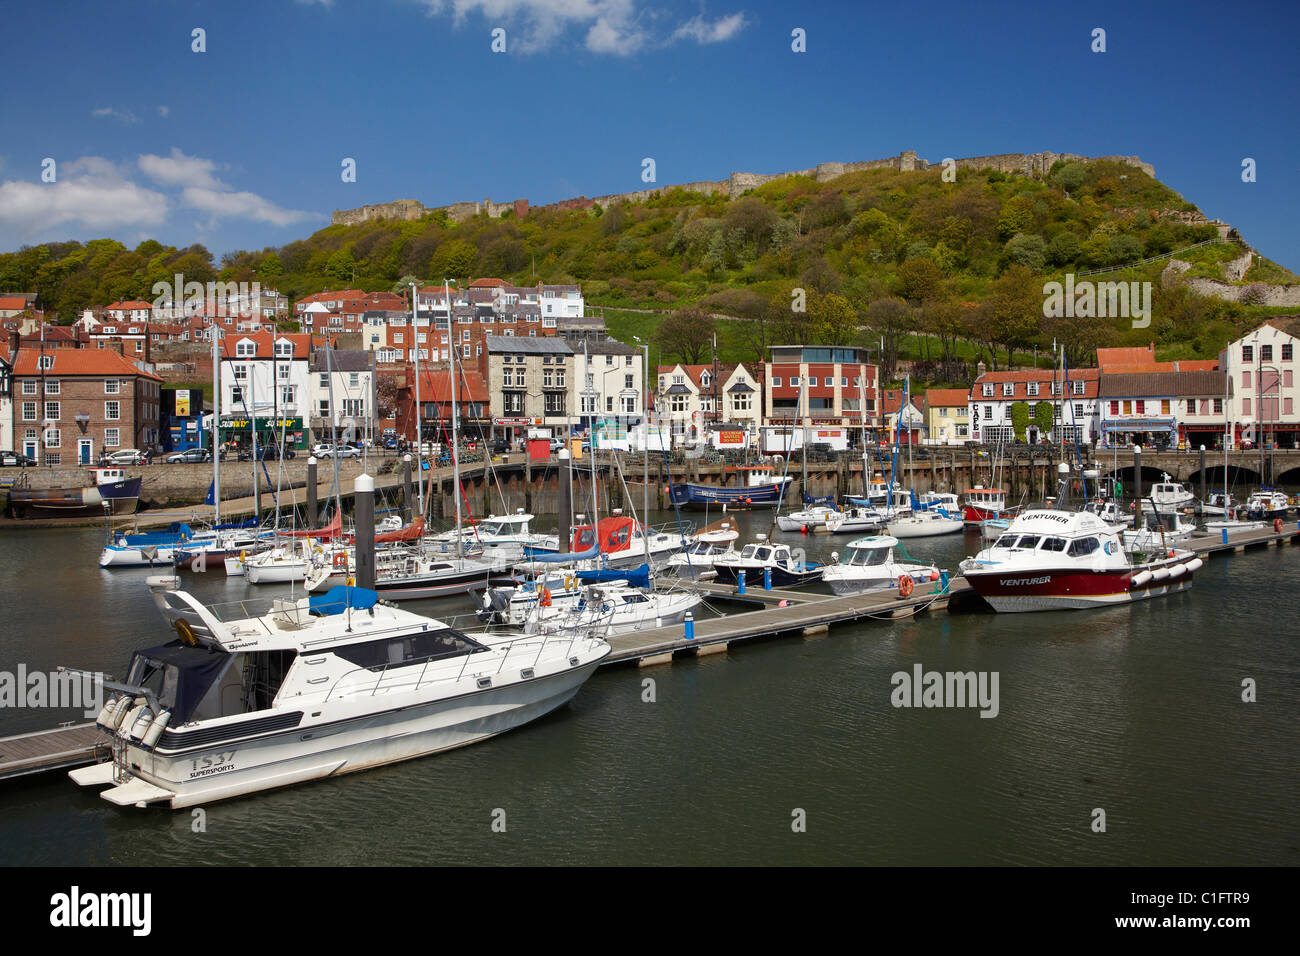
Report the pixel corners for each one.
[962,486,1015,527]
[959,509,1201,613]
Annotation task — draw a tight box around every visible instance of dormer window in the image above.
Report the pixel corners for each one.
[235,338,256,357]
[274,339,294,358]
[981,383,993,397]
[1002,382,1015,396]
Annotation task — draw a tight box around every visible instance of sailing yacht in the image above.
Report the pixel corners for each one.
[67,580,608,808]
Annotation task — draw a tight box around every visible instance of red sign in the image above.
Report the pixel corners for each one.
[716,431,744,445]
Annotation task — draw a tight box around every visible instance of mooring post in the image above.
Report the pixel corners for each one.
[306,455,318,528]
[1134,445,1144,506]
[355,473,375,590]
[1199,445,1206,505]
[684,611,695,641]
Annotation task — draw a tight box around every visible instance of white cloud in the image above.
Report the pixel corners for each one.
[671,11,746,44]
[139,148,312,226]
[91,106,141,125]
[180,186,311,227]
[138,148,223,190]
[416,0,745,56]
[158,105,170,118]
[0,157,167,233]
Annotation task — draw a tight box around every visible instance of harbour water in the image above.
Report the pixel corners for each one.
[0,512,1296,866]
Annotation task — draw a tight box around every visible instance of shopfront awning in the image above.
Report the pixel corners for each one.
[1103,419,1174,432]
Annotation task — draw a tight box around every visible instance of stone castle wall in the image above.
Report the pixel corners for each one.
[329,149,1157,226]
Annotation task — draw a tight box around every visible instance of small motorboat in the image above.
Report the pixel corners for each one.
[1140,476,1195,514]
[9,467,142,520]
[822,536,943,595]
[711,537,824,588]
[824,504,887,535]
[1244,490,1290,521]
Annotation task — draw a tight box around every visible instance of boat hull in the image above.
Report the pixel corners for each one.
[8,477,142,519]
[711,563,823,588]
[670,481,785,509]
[964,561,1194,612]
[962,505,1008,527]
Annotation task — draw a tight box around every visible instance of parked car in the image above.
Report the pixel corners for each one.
[0,451,38,467]
[488,437,511,455]
[99,449,149,466]
[164,447,211,464]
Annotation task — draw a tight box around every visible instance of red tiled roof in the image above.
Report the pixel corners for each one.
[219,331,312,359]
[970,367,1100,400]
[105,300,154,310]
[0,296,31,310]
[11,348,161,380]
[925,388,969,407]
[469,277,508,287]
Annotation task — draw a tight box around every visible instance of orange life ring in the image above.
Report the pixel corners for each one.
[332,551,348,568]
[1274,517,1283,533]
[540,588,552,607]
[898,575,914,598]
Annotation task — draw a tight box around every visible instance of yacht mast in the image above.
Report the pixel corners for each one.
[211,326,221,525]
[447,278,463,560]
[411,281,424,511]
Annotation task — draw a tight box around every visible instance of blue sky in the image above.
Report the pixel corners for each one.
[1,0,1296,269]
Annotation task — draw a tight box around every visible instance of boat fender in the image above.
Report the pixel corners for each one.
[96,695,125,730]
[777,600,791,608]
[540,588,552,607]
[801,525,809,535]
[141,711,171,749]
[1186,558,1204,573]
[333,551,348,568]
[930,570,940,581]
[1274,518,1283,533]
[1151,567,1170,582]
[1168,564,1187,579]
[123,703,153,740]
[1168,549,1176,558]
[1131,570,1153,587]
[898,575,914,598]
[347,577,355,587]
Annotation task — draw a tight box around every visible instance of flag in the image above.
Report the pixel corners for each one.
[204,479,215,506]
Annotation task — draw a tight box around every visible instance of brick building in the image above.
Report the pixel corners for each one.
[9,348,162,464]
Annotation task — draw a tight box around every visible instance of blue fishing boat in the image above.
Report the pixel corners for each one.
[670,465,790,510]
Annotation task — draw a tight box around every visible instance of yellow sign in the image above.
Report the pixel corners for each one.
[175,393,191,417]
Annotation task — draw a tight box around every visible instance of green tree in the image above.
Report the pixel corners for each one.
[653,307,717,364]
[1046,232,1082,267]
[1051,162,1087,194]
[1004,233,1047,272]
[258,252,283,281]
[1033,401,1055,438]
[982,264,1041,368]
[430,239,475,280]
[896,257,944,305]
[1010,401,1030,442]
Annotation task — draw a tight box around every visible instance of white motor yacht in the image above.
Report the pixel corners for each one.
[1244,490,1290,521]
[776,502,840,532]
[67,580,608,808]
[886,508,963,538]
[822,536,943,595]
[824,504,887,535]
[960,509,1200,612]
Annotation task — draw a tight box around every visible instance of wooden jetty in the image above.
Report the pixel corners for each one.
[0,723,108,781]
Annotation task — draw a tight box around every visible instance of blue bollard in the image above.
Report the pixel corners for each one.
[764,566,772,590]
[738,570,746,594]
[1221,529,1228,544]
[684,612,695,640]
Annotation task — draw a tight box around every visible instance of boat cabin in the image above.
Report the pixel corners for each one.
[965,487,1007,509]
[840,536,899,566]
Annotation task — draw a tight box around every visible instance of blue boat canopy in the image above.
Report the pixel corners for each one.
[309,585,380,616]
[522,543,601,564]
[576,563,651,589]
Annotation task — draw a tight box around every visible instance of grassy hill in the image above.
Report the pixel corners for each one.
[4,158,1298,388]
